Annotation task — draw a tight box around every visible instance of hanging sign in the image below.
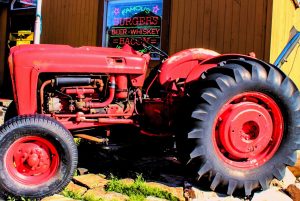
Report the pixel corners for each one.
[105,0,163,59]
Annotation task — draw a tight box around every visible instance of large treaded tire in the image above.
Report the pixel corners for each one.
[185,58,300,196]
[0,115,78,198]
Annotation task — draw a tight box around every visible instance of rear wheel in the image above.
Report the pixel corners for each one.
[185,58,300,195]
[0,115,78,198]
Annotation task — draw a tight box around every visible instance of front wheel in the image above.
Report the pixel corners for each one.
[185,58,300,196]
[0,115,78,198]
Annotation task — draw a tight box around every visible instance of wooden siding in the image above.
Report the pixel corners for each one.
[269,0,300,88]
[169,0,272,60]
[41,0,99,46]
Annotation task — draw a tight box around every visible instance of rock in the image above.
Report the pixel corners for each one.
[252,187,292,201]
[295,182,300,189]
[145,196,168,201]
[98,173,106,179]
[270,168,296,189]
[288,150,300,177]
[282,168,296,188]
[77,167,89,175]
[2,100,12,107]
[184,188,196,200]
[84,188,128,201]
[171,187,185,201]
[73,173,108,189]
[102,192,129,201]
[84,187,106,200]
[145,182,185,201]
[286,184,300,201]
[119,178,135,185]
[191,188,241,201]
[65,181,87,196]
[41,194,77,201]
[146,182,173,193]
[270,179,284,188]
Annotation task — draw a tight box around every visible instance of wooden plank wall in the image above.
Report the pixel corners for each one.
[270,0,300,88]
[169,0,272,60]
[41,0,99,46]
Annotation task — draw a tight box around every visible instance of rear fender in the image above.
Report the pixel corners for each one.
[159,48,219,85]
[185,54,257,84]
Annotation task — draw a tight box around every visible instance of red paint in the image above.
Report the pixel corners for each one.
[98,118,133,124]
[106,104,123,115]
[48,111,135,130]
[115,75,128,99]
[159,48,219,85]
[66,88,95,97]
[55,116,134,130]
[40,80,52,114]
[9,44,265,135]
[9,44,147,114]
[185,54,257,83]
[52,113,133,118]
[85,76,116,108]
[213,92,283,169]
[5,136,59,185]
[185,64,217,84]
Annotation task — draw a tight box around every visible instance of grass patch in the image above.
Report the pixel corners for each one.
[7,196,37,201]
[83,193,105,201]
[105,175,179,201]
[61,189,105,201]
[61,189,85,200]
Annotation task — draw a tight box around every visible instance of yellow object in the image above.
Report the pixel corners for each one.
[269,0,300,88]
[9,30,34,46]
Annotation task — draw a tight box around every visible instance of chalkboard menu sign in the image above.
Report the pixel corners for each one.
[105,0,163,59]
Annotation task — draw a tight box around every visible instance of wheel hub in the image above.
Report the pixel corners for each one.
[15,143,51,173]
[5,136,59,185]
[219,102,273,159]
[214,92,283,169]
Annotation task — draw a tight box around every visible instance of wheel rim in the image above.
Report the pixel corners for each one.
[213,92,283,169]
[5,136,60,185]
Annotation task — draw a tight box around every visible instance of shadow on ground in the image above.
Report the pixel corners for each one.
[77,126,203,185]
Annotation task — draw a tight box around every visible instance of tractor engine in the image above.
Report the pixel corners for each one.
[40,75,135,119]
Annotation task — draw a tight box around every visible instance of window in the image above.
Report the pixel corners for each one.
[103,0,164,59]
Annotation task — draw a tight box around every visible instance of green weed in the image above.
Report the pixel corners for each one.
[105,175,179,201]
[6,197,37,201]
[61,189,84,200]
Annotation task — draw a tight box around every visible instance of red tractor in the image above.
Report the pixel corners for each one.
[0,38,299,198]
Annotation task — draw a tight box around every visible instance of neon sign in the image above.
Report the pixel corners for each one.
[105,0,163,59]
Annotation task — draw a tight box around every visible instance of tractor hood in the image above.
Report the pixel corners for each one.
[9,44,148,75]
[8,44,148,114]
